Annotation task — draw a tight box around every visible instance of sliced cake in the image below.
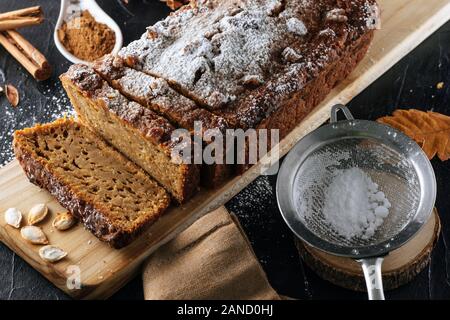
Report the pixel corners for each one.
[92,55,232,187]
[60,64,200,203]
[13,119,171,248]
[119,0,378,132]
[93,55,229,134]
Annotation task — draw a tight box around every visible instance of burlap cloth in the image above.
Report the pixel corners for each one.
[143,206,280,300]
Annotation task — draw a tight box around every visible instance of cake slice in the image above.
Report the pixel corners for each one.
[92,55,232,187]
[93,55,229,135]
[60,64,200,203]
[13,119,171,248]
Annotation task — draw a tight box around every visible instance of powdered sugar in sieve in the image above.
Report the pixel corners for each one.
[293,137,420,247]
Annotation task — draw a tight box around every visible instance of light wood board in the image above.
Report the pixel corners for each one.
[1,0,449,299]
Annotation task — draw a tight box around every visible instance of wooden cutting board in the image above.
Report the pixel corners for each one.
[1,0,449,299]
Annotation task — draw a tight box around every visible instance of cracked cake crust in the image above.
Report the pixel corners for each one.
[119,0,378,131]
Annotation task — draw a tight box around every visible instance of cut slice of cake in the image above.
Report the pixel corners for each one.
[93,55,229,135]
[92,55,233,187]
[60,64,200,203]
[13,119,171,248]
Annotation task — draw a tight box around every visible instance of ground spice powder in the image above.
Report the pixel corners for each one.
[58,10,115,62]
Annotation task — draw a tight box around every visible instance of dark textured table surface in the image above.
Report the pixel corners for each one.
[1,1,449,300]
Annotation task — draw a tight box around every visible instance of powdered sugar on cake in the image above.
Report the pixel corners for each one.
[286,18,308,36]
[119,0,309,109]
[118,0,378,128]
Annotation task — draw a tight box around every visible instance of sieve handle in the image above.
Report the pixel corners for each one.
[358,257,385,300]
[330,104,355,123]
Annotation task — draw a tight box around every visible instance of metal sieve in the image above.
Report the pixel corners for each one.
[277,105,436,300]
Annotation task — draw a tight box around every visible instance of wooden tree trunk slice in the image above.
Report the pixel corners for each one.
[295,209,441,292]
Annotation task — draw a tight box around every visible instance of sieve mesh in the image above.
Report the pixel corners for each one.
[293,137,421,248]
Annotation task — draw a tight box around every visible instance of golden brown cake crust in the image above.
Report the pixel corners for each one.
[62,64,175,150]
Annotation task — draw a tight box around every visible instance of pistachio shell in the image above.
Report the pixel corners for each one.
[4,208,22,228]
[39,245,67,263]
[28,203,48,225]
[20,226,48,244]
[52,212,76,231]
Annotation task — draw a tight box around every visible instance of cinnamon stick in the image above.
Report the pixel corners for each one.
[0,17,43,31]
[0,6,42,20]
[0,30,51,81]
[0,6,44,31]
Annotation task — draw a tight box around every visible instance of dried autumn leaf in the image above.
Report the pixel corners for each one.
[5,84,19,107]
[377,109,450,161]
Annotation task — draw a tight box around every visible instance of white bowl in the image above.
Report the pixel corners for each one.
[54,0,123,64]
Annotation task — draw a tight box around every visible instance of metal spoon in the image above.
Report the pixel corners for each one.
[54,0,123,64]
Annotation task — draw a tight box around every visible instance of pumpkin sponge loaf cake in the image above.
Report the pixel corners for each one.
[93,54,230,135]
[13,119,170,248]
[60,64,200,203]
[119,0,378,132]
[92,55,233,187]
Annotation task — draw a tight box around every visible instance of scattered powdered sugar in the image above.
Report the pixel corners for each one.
[228,175,274,219]
[282,47,303,63]
[226,175,275,246]
[0,83,74,168]
[318,28,336,38]
[226,174,299,270]
[0,68,5,83]
[286,18,307,36]
[325,8,348,23]
[363,2,381,30]
[322,167,391,240]
[118,67,161,101]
